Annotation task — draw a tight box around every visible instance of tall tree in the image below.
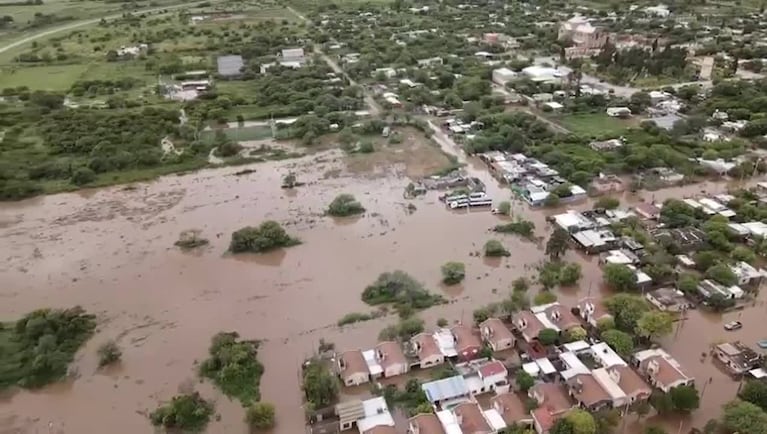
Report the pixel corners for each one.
[546,227,570,261]
[723,400,767,434]
[636,311,674,341]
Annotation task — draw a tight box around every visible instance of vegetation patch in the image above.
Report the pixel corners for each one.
[302,358,339,409]
[538,261,582,289]
[174,229,209,250]
[337,310,385,327]
[440,261,466,285]
[484,239,510,257]
[326,193,365,217]
[229,221,300,253]
[0,307,96,390]
[199,332,264,405]
[361,271,444,312]
[493,218,535,239]
[150,392,214,432]
[246,401,276,430]
[97,340,122,367]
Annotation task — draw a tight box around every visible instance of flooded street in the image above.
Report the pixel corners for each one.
[0,136,764,433]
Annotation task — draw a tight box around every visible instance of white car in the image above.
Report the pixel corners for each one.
[724,321,742,331]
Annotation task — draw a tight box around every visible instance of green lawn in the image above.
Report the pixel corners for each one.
[0,63,87,90]
[201,125,274,143]
[557,113,636,137]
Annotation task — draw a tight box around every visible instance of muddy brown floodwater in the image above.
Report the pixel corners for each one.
[0,139,764,434]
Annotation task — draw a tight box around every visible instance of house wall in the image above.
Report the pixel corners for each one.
[384,363,409,378]
[344,372,369,386]
[420,355,445,369]
[490,337,514,352]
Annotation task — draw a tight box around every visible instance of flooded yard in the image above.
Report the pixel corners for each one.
[0,136,764,433]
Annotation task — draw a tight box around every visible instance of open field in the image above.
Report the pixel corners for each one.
[555,112,639,137]
[0,63,87,90]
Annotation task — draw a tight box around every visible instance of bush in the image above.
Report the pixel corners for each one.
[493,219,535,239]
[497,201,511,215]
[516,370,535,391]
[603,263,638,291]
[71,167,96,185]
[362,271,444,311]
[174,229,209,249]
[595,196,620,209]
[326,194,365,217]
[538,328,559,345]
[302,358,339,408]
[229,221,300,253]
[534,291,558,306]
[558,263,582,286]
[199,332,263,405]
[437,318,448,327]
[0,307,96,389]
[484,239,510,257]
[246,402,276,430]
[379,317,425,341]
[337,312,377,326]
[97,340,122,367]
[150,392,214,432]
[706,263,738,286]
[441,261,466,285]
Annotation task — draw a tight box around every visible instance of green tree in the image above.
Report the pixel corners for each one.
[740,380,767,411]
[484,239,510,257]
[538,328,559,346]
[559,263,582,286]
[515,370,535,391]
[497,201,511,215]
[246,402,276,430]
[441,262,466,285]
[229,221,300,253]
[594,196,620,209]
[596,317,615,332]
[676,273,699,294]
[546,227,570,261]
[327,194,365,217]
[604,294,649,333]
[71,167,96,185]
[732,246,757,264]
[601,329,634,357]
[512,277,529,292]
[566,326,587,342]
[565,409,597,434]
[603,264,637,292]
[199,332,264,405]
[706,263,738,286]
[302,359,339,407]
[636,311,674,341]
[150,393,214,432]
[550,418,575,434]
[362,271,442,311]
[437,318,448,328]
[669,385,699,412]
[650,390,674,414]
[723,400,767,434]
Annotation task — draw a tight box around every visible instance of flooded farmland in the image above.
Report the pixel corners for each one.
[0,136,765,434]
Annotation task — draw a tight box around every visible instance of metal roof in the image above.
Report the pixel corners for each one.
[335,400,364,424]
[422,375,469,403]
[217,55,244,77]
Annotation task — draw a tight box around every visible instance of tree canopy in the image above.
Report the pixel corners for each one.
[229,221,300,253]
[199,332,264,405]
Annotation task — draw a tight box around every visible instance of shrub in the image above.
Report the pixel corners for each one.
[174,229,209,249]
[337,312,374,326]
[493,219,535,239]
[534,291,558,306]
[497,201,511,215]
[538,328,559,345]
[199,332,263,405]
[0,307,96,389]
[361,271,444,311]
[595,196,620,209]
[97,340,122,367]
[441,261,466,285]
[558,263,582,286]
[229,221,300,253]
[326,194,366,217]
[71,167,96,185]
[150,392,214,432]
[246,402,276,430]
[437,318,448,327]
[484,239,510,257]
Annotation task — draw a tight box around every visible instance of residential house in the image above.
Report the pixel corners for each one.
[336,400,366,431]
[730,261,767,289]
[634,202,661,221]
[422,375,471,408]
[610,365,652,403]
[535,302,581,333]
[634,348,694,393]
[571,229,618,254]
[492,393,533,428]
[646,287,692,312]
[452,324,482,360]
[410,333,445,369]
[558,16,607,50]
[697,279,744,300]
[357,397,396,433]
[575,297,612,328]
[280,48,306,67]
[653,228,706,252]
[408,413,446,434]
[477,360,510,394]
[480,318,515,352]
[529,383,574,433]
[338,350,370,386]
[512,311,545,342]
[606,107,632,118]
[714,342,763,376]
[492,67,518,86]
[453,402,494,433]
[590,342,628,369]
[590,138,624,151]
[375,341,409,378]
[567,373,612,411]
[592,367,629,408]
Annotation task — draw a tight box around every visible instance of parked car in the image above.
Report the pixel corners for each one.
[724,321,743,331]
[757,340,767,349]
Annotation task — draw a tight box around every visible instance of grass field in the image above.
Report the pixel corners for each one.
[556,113,637,137]
[200,125,274,143]
[0,63,87,90]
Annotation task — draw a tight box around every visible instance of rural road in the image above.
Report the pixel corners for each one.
[0,2,196,54]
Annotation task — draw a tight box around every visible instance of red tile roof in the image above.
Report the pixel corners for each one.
[492,393,530,425]
[480,318,514,346]
[375,341,407,371]
[339,350,368,380]
[454,402,492,433]
[478,360,507,378]
[409,413,446,434]
[451,324,481,354]
[412,333,441,361]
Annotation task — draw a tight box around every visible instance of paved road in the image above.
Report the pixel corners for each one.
[286,5,382,115]
[0,3,195,54]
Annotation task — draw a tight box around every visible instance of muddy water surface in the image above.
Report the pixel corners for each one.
[0,142,764,434]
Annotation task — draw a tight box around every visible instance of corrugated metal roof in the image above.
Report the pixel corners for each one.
[217,55,244,76]
[335,400,364,424]
[422,375,469,403]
